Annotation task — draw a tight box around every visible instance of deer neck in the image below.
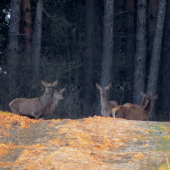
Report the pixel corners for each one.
[101,94,109,109]
[40,91,52,107]
[144,100,154,115]
[142,98,147,106]
[49,95,59,112]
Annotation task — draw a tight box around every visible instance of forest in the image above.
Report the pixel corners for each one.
[0,0,169,121]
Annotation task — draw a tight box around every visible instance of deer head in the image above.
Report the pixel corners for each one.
[41,80,58,94]
[96,83,112,97]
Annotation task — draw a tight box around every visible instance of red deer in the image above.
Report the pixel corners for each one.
[96,83,118,117]
[41,88,65,120]
[112,91,158,121]
[9,80,58,120]
[123,91,152,110]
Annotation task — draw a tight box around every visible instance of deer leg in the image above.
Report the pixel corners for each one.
[34,111,43,120]
[144,100,150,110]
[41,116,48,120]
[41,112,52,120]
[112,111,115,118]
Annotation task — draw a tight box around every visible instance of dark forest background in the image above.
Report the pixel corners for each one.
[0,0,170,121]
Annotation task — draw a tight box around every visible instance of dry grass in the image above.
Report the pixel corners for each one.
[0,111,170,169]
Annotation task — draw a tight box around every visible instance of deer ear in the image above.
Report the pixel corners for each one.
[96,83,100,89]
[96,83,101,90]
[153,95,158,100]
[60,88,65,93]
[105,83,112,90]
[147,90,155,98]
[52,80,58,87]
[41,80,46,86]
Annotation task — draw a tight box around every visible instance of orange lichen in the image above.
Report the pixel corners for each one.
[0,142,24,158]
[133,152,146,159]
[0,112,43,137]
[0,112,161,170]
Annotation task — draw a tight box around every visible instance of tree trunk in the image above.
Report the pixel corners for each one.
[148,0,159,56]
[82,0,95,116]
[124,0,135,103]
[32,0,43,86]
[20,0,32,95]
[161,0,170,121]
[8,0,21,100]
[100,0,114,87]
[133,0,147,104]
[147,0,167,120]
[96,0,114,115]
[21,0,32,55]
[112,0,124,103]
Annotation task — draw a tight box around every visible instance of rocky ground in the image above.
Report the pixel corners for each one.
[0,111,170,170]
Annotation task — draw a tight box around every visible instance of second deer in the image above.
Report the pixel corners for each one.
[122,91,151,110]
[96,83,118,117]
[112,91,158,121]
[41,88,65,120]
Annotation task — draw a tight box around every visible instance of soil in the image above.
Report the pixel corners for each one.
[0,111,170,170]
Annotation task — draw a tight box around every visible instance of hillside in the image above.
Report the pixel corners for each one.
[0,111,170,170]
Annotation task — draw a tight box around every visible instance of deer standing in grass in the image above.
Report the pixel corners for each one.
[41,88,65,120]
[96,83,118,117]
[112,91,158,121]
[9,80,58,120]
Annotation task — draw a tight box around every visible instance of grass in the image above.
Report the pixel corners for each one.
[156,135,170,151]
[155,125,170,133]
[0,111,12,115]
[154,155,170,170]
[149,125,170,152]
[144,124,170,152]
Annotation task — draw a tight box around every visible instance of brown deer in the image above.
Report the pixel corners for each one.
[112,91,158,121]
[41,88,65,120]
[123,91,153,110]
[9,80,58,120]
[96,83,118,117]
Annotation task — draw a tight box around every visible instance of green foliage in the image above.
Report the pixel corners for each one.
[157,135,170,151]
[155,125,170,133]
[52,16,73,34]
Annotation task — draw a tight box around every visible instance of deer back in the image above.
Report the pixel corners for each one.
[112,92,158,121]
[112,105,148,120]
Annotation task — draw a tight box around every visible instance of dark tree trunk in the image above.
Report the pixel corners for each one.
[133,0,147,104]
[32,0,43,86]
[93,0,103,116]
[161,0,170,121]
[20,0,32,95]
[82,0,95,116]
[124,0,135,103]
[148,0,159,56]
[20,0,32,55]
[147,0,167,120]
[100,0,114,87]
[8,0,21,100]
[96,0,114,115]
[112,0,124,103]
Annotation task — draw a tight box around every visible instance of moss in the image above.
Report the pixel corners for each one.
[156,135,170,151]
[155,156,170,170]
[0,111,12,115]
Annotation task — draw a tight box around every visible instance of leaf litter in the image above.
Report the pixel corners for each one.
[0,112,170,169]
